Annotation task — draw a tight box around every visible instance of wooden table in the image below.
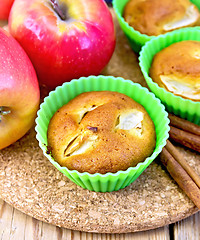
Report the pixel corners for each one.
[0,199,199,239]
[1,9,200,240]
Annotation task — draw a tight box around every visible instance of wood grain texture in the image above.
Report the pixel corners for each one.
[1,198,200,239]
[0,199,171,240]
[173,211,200,240]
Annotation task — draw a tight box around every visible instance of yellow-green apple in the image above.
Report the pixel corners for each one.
[8,0,116,89]
[0,27,40,150]
[0,0,14,20]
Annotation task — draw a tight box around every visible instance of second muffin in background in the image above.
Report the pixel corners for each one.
[113,0,200,52]
[139,27,200,125]
[149,40,200,101]
[123,0,200,36]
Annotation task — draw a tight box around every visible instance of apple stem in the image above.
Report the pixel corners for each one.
[50,0,66,21]
[0,107,11,122]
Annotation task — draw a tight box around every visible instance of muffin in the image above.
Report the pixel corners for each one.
[149,40,200,101]
[47,91,156,174]
[36,75,169,192]
[123,0,200,36]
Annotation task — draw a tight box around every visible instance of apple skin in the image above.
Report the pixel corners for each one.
[8,0,116,89]
[0,0,14,20]
[0,27,40,150]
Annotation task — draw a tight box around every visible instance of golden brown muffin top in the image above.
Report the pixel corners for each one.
[47,91,156,174]
[149,40,200,101]
[123,0,200,36]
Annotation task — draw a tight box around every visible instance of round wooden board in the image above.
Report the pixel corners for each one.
[0,10,199,234]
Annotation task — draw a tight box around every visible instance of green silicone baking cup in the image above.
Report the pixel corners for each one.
[139,27,200,125]
[113,0,200,53]
[35,76,169,192]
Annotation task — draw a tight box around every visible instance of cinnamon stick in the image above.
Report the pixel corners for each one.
[169,126,200,153]
[160,144,200,209]
[165,140,200,189]
[169,114,200,136]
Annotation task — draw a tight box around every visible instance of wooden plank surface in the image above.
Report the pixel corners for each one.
[173,211,200,240]
[0,199,171,240]
[1,198,200,239]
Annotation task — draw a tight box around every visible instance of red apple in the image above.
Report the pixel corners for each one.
[8,0,116,89]
[0,27,40,150]
[0,0,15,20]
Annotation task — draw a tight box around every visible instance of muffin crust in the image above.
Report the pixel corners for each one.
[123,0,200,36]
[149,40,200,101]
[47,91,156,174]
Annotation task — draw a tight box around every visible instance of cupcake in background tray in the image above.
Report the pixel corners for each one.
[149,40,200,102]
[113,0,200,52]
[124,0,200,36]
[139,27,200,125]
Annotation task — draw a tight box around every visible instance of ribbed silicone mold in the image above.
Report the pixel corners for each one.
[35,76,169,192]
[113,0,200,53]
[139,27,200,125]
